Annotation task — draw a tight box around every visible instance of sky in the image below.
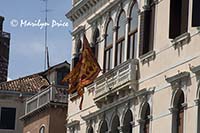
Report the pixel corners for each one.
[0,0,73,80]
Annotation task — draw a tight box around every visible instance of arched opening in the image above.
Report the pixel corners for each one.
[115,11,126,66]
[72,38,82,68]
[128,2,138,59]
[88,126,94,133]
[172,89,184,133]
[140,102,150,133]
[104,19,113,72]
[92,27,100,59]
[123,109,133,133]
[99,120,108,133]
[111,115,120,133]
[39,126,45,133]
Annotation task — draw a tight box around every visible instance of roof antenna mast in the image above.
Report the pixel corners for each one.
[42,0,50,70]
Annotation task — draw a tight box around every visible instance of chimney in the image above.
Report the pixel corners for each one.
[0,16,4,31]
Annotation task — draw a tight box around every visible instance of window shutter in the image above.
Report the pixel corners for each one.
[180,0,189,34]
[192,0,200,27]
[169,0,181,39]
[139,10,151,56]
[139,11,146,56]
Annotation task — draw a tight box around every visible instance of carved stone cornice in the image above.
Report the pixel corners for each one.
[66,120,80,128]
[71,25,85,37]
[190,65,200,75]
[165,72,190,86]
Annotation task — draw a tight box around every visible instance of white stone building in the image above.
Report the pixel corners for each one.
[66,0,200,132]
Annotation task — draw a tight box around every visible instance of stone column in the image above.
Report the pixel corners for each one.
[130,121,135,132]
[194,99,200,133]
[124,17,131,61]
[112,26,118,69]
[137,119,145,133]
[117,126,123,133]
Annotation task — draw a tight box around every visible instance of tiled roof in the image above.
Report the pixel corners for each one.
[0,74,49,93]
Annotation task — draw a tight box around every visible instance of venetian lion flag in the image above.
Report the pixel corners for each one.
[63,34,101,110]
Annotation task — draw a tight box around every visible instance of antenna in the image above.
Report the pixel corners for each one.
[41,0,50,70]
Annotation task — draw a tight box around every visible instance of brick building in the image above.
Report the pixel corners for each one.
[0,16,10,83]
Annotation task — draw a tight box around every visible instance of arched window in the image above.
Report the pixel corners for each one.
[72,38,82,68]
[128,2,138,59]
[172,89,184,133]
[123,109,133,133]
[140,102,150,133]
[92,27,100,59]
[39,126,45,133]
[104,19,113,72]
[87,126,94,133]
[111,115,120,133]
[115,11,126,66]
[99,120,108,133]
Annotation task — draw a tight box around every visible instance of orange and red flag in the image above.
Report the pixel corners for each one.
[62,34,101,110]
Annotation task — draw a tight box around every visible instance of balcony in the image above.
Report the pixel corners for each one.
[25,85,68,114]
[88,59,139,103]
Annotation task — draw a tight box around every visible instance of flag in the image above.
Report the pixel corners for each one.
[62,34,101,110]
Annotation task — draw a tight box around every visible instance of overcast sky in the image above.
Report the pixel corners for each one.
[0,0,72,80]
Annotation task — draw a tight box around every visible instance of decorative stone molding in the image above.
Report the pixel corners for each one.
[190,65,200,75]
[71,25,85,37]
[139,50,156,64]
[181,102,188,109]
[147,114,153,121]
[171,32,190,50]
[137,118,145,124]
[66,120,80,128]
[113,26,119,32]
[130,121,135,127]
[168,107,179,113]
[194,99,200,106]
[165,71,190,87]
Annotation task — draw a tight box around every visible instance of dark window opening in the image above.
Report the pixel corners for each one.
[39,126,45,133]
[91,28,100,59]
[0,107,16,130]
[172,90,184,133]
[140,103,150,133]
[192,0,200,27]
[57,67,69,86]
[169,0,189,39]
[139,0,155,56]
[88,126,94,133]
[73,39,82,68]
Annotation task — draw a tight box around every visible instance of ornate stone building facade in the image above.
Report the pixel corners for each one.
[66,0,200,133]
